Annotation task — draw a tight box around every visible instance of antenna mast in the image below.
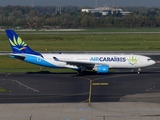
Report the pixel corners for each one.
[95,0,97,8]
[31,0,34,7]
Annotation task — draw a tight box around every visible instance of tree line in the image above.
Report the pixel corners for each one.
[0,6,160,29]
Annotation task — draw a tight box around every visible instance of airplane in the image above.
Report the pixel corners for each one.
[5,30,155,75]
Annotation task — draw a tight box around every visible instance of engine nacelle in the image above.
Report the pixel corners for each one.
[95,65,109,73]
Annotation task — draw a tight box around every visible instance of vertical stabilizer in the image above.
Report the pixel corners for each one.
[6,30,42,56]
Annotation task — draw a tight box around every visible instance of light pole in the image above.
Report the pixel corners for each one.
[29,115,32,120]
[97,116,106,120]
[103,116,106,120]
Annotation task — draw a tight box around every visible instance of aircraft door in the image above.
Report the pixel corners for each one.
[139,58,143,63]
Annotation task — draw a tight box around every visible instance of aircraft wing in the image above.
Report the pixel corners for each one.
[53,57,108,68]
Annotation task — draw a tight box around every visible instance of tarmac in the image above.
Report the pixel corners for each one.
[1,102,160,120]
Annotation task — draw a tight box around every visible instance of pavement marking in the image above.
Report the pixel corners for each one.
[77,74,139,108]
[4,78,40,92]
[77,77,92,105]
[14,80,40,92]
[92,82,108,86]
[3,76,39,92]
[5,73,10,77]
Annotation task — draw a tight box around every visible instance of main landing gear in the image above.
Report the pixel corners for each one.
[77,70,85,75]
[77,66,86,75]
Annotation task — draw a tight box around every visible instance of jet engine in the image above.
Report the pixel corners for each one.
[94,65,109,73]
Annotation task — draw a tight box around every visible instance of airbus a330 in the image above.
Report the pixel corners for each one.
[5,30,155,75]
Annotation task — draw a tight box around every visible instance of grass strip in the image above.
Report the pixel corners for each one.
[1,33,160,51]
[0,87,8,92]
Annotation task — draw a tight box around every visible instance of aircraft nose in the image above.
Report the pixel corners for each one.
[150,60,156,65]
[147,58,156,65]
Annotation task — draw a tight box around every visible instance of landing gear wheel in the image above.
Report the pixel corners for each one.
[77,66,86,76]
[77,70,85,76]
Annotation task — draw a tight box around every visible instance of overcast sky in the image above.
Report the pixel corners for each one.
[1,0,160,7]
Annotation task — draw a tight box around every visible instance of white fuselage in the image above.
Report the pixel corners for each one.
[33,53,155,69]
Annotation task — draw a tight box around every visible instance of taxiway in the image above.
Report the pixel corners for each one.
[0,63,160,103]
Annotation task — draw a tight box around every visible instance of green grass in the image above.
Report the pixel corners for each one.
[0,87,8,92]
[1,33,160,51]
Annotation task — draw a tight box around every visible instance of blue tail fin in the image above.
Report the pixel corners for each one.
[6,30,42,56]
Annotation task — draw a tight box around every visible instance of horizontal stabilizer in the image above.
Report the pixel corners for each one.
[9,54,26,60]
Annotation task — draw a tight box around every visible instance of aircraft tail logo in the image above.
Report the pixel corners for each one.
[9,35,27,51]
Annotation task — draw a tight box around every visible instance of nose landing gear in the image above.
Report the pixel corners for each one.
[137,68,141,74]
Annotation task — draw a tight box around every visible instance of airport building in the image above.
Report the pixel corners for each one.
[82,6,130,16]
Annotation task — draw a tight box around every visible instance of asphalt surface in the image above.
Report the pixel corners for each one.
[0,65,160,103]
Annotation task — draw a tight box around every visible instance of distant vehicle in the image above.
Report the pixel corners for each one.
[5,30,155,75]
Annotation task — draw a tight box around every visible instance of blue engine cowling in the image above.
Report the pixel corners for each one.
[97,65,109,73]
